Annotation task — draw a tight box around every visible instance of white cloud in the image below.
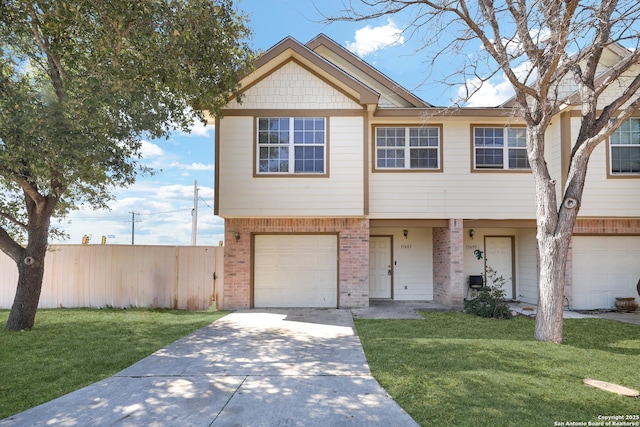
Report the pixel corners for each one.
[456,61,536,107]
[346,19,405,58]
[156,184,198,200]
[488,28,552,57]
[167,162,214,171]
[458,76,515,107]
[139,140,164,158]
[173,109,214,138]
[183,120,212,138]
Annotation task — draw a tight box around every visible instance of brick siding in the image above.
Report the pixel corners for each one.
[432,219,465,308]
[573,218,640,234]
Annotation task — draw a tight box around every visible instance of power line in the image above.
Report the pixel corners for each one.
[137,208,191,216]
[198,197,212,209]
[71,207,192,220]
[67,202,214,223]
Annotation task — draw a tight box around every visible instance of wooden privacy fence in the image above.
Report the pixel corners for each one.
[0,245,224,311]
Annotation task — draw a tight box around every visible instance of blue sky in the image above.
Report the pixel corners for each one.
[53,0,515,246]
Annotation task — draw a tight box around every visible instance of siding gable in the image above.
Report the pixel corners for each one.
[227,60,363,111]
[307,34,429,108]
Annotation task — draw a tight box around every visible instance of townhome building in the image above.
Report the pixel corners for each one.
[214,34,640,311]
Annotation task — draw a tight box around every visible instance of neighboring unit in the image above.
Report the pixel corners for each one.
[214,34,640,311]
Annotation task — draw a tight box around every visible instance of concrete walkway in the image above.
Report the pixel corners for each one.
[510,302,640,325]
[0,309,418,427]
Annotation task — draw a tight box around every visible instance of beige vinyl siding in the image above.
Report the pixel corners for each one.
[227,61,362,110]
[555,48,627,102]
[369,118,536,219]
[219,116,364,217]
[516,228,539,304]
[544,115,564,201]
[596,62,640,109]
[577,117,640,217]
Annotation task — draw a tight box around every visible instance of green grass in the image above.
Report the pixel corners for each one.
[0,308,227,420]
[355,312,640,427]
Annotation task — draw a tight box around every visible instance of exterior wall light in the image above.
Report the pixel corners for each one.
[469,229,475,239]
[234,232,240,241]
[403,229,408,239]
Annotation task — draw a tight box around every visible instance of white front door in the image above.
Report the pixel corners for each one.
[484,236,514,299]
[369,236,392,299]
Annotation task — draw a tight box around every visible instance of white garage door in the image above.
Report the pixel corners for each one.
[254,235,338,308]
[572,236,640,310]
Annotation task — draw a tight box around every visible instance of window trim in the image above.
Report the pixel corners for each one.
[470,124,530,172]
[254,116,330,178]
[372,124,443,173]
[607,117,640,178]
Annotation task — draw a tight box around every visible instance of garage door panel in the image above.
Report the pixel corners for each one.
[297,254,319,270]
[277,253,297,270]
[573,236,640,310]
[254,235,337,308]
[317,251,335,266]
[257,289,289,307]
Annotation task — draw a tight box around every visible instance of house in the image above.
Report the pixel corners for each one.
[213,34,640,311]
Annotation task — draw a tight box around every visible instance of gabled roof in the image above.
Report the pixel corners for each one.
[237,36,380,106]
[306,34,432,108]
[499,42,634,108]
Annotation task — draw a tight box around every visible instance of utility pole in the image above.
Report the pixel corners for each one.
[127,211,141,245]
[191,179,198,246]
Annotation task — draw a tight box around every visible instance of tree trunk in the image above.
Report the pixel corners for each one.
[6,246,47,330]
[5,197,55,331]
[534,234,570,343]
[526,119,577,344]
[532,133,587,343]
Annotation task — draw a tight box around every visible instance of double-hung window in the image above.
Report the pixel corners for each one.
[375,126,440,170]
[474,126,529,170]
[257,117,326,174]
[610,118,640,175]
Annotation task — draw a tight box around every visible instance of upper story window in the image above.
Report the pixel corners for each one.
[257,117,326,174]
[473,126,529,170]
[610,118,640,175]
[375,126,440,170]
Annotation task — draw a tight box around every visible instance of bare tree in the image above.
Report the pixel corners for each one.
[332,0,640,342]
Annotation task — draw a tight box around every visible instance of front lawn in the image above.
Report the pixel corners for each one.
[0,308,226,420]
[355,312,640,427]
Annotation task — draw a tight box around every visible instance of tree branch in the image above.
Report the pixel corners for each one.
[0,165,46,208]
[28,5,66,98]
[0,225,24,264]
[583,0,618,83]
[0,209,27,230]
[595,48,640,98]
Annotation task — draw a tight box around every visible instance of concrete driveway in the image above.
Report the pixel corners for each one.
[1,309,418,427]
